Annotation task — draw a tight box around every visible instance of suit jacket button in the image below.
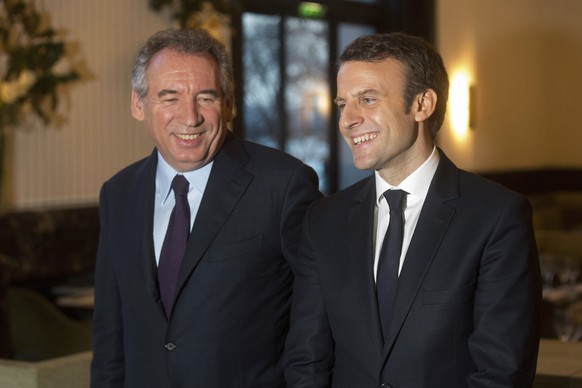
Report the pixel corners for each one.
[164,342,177,351]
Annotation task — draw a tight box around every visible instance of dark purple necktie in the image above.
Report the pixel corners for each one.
[158,174,190,317]
[377,189,406,343]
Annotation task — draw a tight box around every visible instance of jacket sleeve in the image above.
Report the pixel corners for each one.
[280,162,322,269]
[284,205,334,388]
[90,183,125,388]
[468,194,541,387]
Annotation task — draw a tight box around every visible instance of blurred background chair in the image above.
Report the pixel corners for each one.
[6,287,92,361]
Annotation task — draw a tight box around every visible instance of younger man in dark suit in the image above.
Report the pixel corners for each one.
[284,32,541,387]
[91,28,321,387]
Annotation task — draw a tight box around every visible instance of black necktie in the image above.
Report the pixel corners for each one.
[377,189,406,343]
[158,174,190,317]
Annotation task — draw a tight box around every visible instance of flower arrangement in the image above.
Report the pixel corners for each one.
[149,0,238,57]
[0,0,84,130]
[149,0,239,28]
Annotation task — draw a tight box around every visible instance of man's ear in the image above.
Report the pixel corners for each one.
[414,89,437,123]
[131,90,145,121]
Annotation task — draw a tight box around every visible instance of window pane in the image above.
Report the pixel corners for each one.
[337,23,376,190]
[284,17,330,192]
[242,13,281,148]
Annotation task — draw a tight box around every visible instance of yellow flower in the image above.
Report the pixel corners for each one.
[0,70,37,104]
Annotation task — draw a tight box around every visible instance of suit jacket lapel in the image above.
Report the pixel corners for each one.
[349,178,385,358]
[174,134,253,298]
[382,151,460,358]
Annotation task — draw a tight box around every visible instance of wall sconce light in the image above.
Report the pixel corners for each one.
[450,72,475,138]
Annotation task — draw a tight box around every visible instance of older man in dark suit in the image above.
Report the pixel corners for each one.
[90,28,321,388]
[284,32,541,387]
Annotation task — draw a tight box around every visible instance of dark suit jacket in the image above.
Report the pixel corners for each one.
[284,151,541,388]
[90,133,321,388]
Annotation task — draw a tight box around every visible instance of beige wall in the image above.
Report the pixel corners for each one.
[7,0,582,208]
[437,0,582,172]
[8,0,169,208]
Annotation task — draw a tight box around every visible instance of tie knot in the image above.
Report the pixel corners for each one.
[384,189,406,210]
[171,175,189,197]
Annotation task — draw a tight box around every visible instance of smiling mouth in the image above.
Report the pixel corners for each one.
[175,133,201,141]
[353,133,377,145]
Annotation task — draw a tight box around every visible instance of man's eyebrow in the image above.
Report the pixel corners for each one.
[198,89,221,97]
[333,89,381,105]
[156,89,222,98]
[356,88,382,97]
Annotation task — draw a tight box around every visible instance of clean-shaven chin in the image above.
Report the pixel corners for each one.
[351,147,378,171]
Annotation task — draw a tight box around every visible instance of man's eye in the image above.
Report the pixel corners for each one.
[198,96,216,105]
[362,97,375,104]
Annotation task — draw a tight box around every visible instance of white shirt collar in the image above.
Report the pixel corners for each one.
[156,151,213,205]
[375,146,440,206]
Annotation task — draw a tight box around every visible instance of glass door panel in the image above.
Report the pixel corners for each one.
[242,13,281,148]
[284,17,330,192]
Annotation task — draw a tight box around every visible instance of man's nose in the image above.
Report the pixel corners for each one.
[341,103,363,130]
[181,99,203,127]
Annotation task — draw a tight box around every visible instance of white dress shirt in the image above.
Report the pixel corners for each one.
[373,147,440,280]
[153,152,213,264]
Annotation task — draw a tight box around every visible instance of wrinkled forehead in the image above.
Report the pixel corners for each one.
[146,50,220,90]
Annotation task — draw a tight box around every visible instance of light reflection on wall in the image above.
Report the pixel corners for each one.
[449,71,472,140]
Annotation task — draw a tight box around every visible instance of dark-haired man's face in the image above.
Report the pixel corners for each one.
[335,58,433,185]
